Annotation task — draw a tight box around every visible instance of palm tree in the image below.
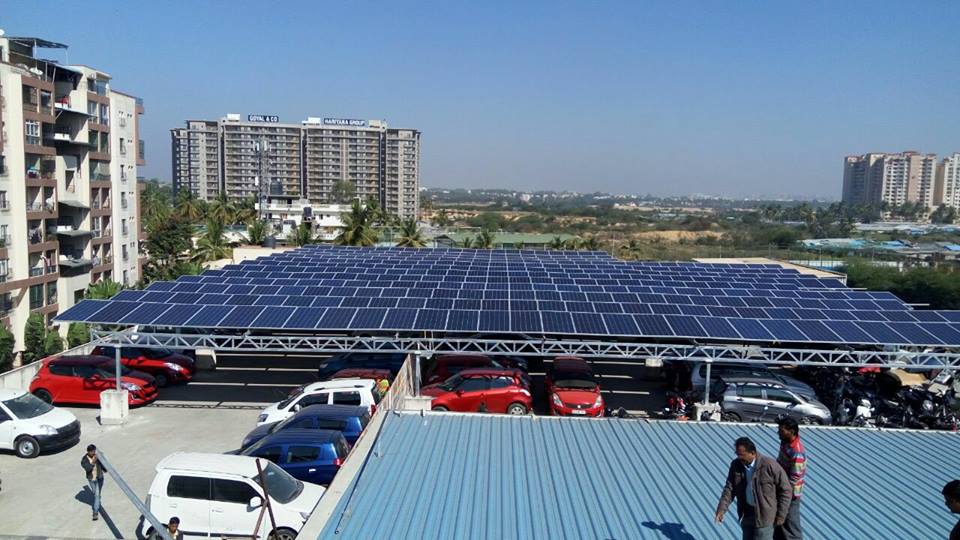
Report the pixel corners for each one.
[473,229,496,249]
[176,192,205,223]
[287,222,315,247]
[432,209,451,228]
[85,279,121,300]
[192,218,232,262]
[246,220,269,246]
[207,193,237,225]
[235,195,258,225]
[581,236,601,251]
[336,200,379,246]
[396,218,426,248]
[548,236,565,250]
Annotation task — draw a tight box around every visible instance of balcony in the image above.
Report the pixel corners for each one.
[59,250,93,270]
[138,140,145,162]
[92,255,113,268]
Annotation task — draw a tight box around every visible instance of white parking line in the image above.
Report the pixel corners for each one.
[600,390,651,396]
[189,382,301,387]
[214,367,316,372]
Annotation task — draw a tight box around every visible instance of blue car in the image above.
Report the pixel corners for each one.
[317,353,406,381]
[240,429,350,486]
[240,404,370,449]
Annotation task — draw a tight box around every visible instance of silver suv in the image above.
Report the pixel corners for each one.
[720,379,831,425]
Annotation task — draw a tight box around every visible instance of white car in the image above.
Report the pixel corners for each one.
[141,452,325,540]
[0,389,80,458]
[257,378,379,426]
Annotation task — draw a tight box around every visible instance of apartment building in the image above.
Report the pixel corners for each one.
[934,153,960,208]
[172,115,421,219]
[0,35,143,351]
[842,151,938,208]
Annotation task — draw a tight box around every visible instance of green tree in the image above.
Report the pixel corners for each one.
[175,191,206,223]
[86,279,122,300]
[395,218,426,248]
[22,313,47,365]
[336,200,380,246]
[287,222,316,247]
[144,216,195,282]
[246,220,269,246]
[192,218,232,263]
[930,205,957,224]
[331,180,357,204]
[549,236,565,250]
[473,229,496,249]
[581,236,601,251]
[67,322,89,348]
[43,331,64,356]
[140,179,174,230]
[0,326,14,374]
[235,195,258,225]
[206,193,237,225]
[432,209,450,228]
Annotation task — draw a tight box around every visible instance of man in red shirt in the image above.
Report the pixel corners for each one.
[776,418,805,540]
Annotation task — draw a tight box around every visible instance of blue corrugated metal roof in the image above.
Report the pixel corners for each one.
[318,412,960,539]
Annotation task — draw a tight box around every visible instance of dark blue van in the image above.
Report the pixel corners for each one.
[240,429,349,486]
[241,404,370,450]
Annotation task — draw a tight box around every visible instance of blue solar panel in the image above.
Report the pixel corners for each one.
[446,310,479,332]
[349,308,387,329]
[634,314,673,336]
[827,321,876,343]
[664,315,706,337]
[186,305,234,327]
[760,320,806,342]
[602,314,638,335]
[219,306,265,327]
[119,303,171,325]
[730,319,774,341]
[251,307,295,328]
[886,322,942,345]
[697,317,741,339]
[855,322,906,344]
[479,310,510,332]
[57,300,109,322]
[318,308,357,329]
[383,308,417,330]
[85,301,140,323]
[792,320,841,342]
[571,312,606,334]
[541,311,575,333]
[414,309,448,331]
[283,307,328,329]
[511,311,542,333]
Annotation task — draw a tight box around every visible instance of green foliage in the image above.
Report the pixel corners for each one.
[396,219,426,248]
[468,212,506,231]
[431,209,450,228]
[473,229,496,249]
[930,205,957,225]
[43,331,64,356]
[144,216,195,282]
[86,279,121,300]
[22,314,47,365]
[206,193,237,225]
[140,179,174,230]
[67,322,89,348]
[175,191,206,223]
[287,222,316,247]
[331,180,357,204]
[549,236,565,250]
[0,326,14,374]
[235,195,258,225]
[192,218,232,263]
[844,261,960,309]
[246,220,269,246]
[336,200,380,246]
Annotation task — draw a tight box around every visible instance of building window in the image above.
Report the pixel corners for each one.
[119,138,127,155]
[123,270,129,285]
[88,102,98,116]
[29,285,43,310]
[25,121,41,145]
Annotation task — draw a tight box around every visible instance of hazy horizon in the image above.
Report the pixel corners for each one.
[4,1,958,198]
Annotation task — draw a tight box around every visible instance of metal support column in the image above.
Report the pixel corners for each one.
[414,351,422,396]
[114,346,122,392]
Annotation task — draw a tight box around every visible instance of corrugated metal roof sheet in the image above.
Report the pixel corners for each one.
[319,412,960,539]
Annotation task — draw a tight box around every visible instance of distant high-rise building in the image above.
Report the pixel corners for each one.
[934,153,960,208]
[841,151,937,209]
[0,34,144,351]
[171,115,421,219]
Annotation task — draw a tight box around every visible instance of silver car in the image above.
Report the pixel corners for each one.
[720,379,832,425]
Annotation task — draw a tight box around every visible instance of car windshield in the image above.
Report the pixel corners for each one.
[438,374,464,391]
[553,377,597,390]
[276,392,301,410]
[2,393,54,419]
[251,461,303,504]
[141,348,174,359]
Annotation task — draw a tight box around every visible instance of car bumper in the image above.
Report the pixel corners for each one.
[129,387,158,406]
[34,420,82,452]
[551,404,604,417]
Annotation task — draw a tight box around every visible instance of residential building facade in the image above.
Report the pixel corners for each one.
[935,153,960,208]
[842,151,938,209]
[171,115,421,219]
[0,35,143,352]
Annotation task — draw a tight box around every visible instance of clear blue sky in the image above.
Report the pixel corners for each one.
[3,1,958,198]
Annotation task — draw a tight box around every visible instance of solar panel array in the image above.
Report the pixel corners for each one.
[56,245,960,347]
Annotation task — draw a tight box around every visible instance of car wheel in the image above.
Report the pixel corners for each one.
[721,412,741,422]
[432,406,448,412]
[800,416,821,425]
[269,527,298,540]
[33,389,52,404]
[15,436,40,459]
[506,403,527,415]
[154,373,169,388]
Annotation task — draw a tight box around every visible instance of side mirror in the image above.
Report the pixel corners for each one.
[292,404,302,412]
[249,495,263,508]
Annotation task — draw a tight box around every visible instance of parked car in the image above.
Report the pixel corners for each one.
[690,362,817,399]
[241,429,350,486]
[720,379,832,425]
[140,452,324,540]
[241,405,370,450]
[93,346,195,387]
[259,379,379,425]
[316,353,406,381]
[423,355,512,385]
[421,368,532,415]
[30,355,158,406]
[545,356,604,417]
[0,389,81,458]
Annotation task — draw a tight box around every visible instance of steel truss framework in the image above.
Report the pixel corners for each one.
[90,329,960,369]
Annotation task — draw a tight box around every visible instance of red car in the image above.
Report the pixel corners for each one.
[30,355,159,406]
[421,368,532,415]
[424,354,521,385]
[92,346,194,387]
[545,356,604,417]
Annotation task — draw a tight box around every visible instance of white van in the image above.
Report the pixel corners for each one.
[0,389,80,458]
[141,452,325,540]
[257,378,379,425]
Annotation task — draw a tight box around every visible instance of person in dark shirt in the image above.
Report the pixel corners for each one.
[944,480,960,540]
[80,444,107,521]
